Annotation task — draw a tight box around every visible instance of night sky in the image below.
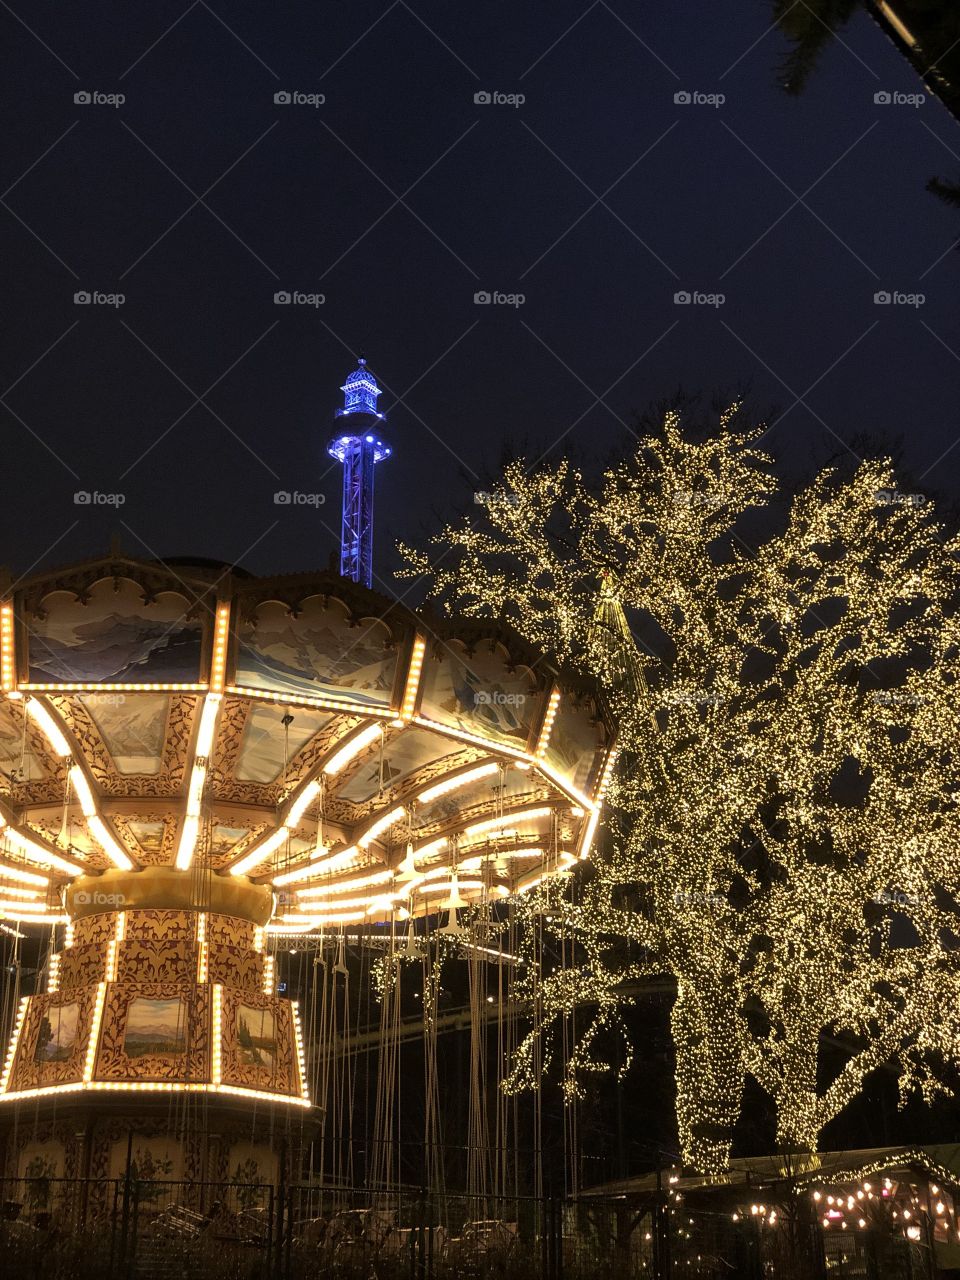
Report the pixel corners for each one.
[1,1,958,594]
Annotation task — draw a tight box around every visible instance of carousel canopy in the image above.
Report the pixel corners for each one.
[0,556,616,935]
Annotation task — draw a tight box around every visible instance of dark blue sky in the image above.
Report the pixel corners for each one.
[1,1,957,590]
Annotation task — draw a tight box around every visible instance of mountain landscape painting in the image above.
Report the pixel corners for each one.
[123,997,187,1058]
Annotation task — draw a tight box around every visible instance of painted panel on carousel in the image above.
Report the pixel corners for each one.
[235,597,398,707]
[419,641,541,751]
[26,580,203,684]
[235,703,335,782]
[337,726,455,804]
[78,691,169,774]
[7,991,96,1092]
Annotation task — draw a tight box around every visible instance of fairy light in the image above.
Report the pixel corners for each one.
[2,825,85,877]
[286,778,321,828]
[534,688,561,756]
[297,868,394,898]
[0,997,28,1093]
[263,955,275,995]
[357,805,406,848]
[87,816,134,871]
[229,825,289,877]
[323,723,383,776]
[464,807,552,838]
[47,953,60,993]
[228,684,391,719]
[196,913,207,982]
[24,698,72,756]
[291,1000,309,1101]
[194,694,222,758]
[416,762,500,805]
[104,940,118,982]
[253,926,265,953]
[209,602,230,692]
[211,983,223,1084]
[0,603,16,693]
[271,846,359,888]
[0,885,42,900]
[0,860,48,887]
[396,633,426,722]
[0,1080,310,1106]
[83,983,107,1081]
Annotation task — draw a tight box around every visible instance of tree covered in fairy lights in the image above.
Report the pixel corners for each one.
[400,405,960,1174]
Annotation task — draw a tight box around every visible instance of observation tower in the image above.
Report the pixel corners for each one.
[327,358,390,589]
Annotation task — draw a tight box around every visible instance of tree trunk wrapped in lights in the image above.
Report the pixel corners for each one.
[401,403,960,1172]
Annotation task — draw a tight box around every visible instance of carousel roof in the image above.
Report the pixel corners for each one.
[0,556,616,934]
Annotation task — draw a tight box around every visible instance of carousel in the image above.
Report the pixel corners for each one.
[0,554,615,1198]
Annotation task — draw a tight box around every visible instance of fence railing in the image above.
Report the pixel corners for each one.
[0,1175,936,1279]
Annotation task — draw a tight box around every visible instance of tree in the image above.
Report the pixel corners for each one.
[401,403,960,1173]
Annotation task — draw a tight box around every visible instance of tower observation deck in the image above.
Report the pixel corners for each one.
[327,358,391,589]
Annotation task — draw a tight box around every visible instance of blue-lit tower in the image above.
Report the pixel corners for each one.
[328,358,391,588]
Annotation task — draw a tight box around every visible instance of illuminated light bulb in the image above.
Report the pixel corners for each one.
[323,724,382,776]
[69,767,96,817]
[287,779,321,827]
[25,699,71,756]
[358,806,406,848]
[194,694,222,758]
[87,816,134,871]
[229,825,290,877]
[464,807,552,837]
[417,762,499,805]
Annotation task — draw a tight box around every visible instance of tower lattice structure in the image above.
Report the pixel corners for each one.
[327,358,391,589]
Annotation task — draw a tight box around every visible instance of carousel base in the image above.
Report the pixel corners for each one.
[0,1091,320,1218]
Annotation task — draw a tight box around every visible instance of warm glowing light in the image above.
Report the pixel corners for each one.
[195,693,222,758]
[398,633,427,720]
[358,805,405,848]
[209,603,230,692]
[323,723,383,776]
[83,983,107,1082]
[535,688,561,755]
[416,762,499,805]
[464,807,552,837]
[287,779,321,828]
[0,603,16,693]
[87,815,134,871]
[229,825,289,877]
[25,698,71,756]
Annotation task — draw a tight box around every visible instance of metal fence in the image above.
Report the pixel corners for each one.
[0,1175,939,1279]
